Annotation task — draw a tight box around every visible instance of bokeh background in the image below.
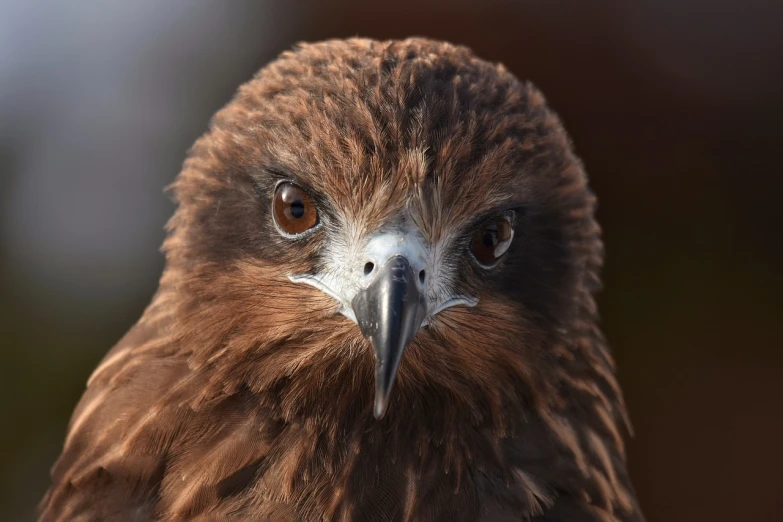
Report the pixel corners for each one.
[1,1,781,520]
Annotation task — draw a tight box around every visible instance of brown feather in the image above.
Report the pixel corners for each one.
[40,38,643,521]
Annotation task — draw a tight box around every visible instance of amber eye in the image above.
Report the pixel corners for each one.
[470,213,515,266]
[273,182,319,235]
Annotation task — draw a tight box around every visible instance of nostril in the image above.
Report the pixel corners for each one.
[364,262,375,276]
[418,270,426,284]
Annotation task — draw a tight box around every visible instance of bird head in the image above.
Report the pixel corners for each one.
[164,38,609,429]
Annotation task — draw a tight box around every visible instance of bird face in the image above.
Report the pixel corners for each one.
[41,39,642,522]
[170,38,592,425]
[274,175,521,417]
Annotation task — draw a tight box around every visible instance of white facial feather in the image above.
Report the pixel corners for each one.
[289,210,478,324]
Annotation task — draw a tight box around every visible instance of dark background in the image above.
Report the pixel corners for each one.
[1,1,781,520]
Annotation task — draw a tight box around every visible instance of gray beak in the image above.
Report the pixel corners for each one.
[351,255,427,418]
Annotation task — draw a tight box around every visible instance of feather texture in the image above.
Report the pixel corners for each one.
[40,38,643,521]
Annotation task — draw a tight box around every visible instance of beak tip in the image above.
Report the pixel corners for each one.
[373,395,388,419]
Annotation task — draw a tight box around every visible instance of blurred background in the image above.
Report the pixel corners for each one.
[1,1,781,520]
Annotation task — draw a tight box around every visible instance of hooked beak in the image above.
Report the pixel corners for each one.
[351,256,427,418]
[288,229,479,419]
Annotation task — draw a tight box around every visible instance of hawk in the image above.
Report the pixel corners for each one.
[40,38,643,521]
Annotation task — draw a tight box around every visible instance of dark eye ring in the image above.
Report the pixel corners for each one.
[272,182,320,236]
[469,212,515,267]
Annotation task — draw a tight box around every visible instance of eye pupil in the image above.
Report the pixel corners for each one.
[482,223,498,247]
[289,200,305,219]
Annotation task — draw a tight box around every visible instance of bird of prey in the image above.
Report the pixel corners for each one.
[40,38,643,521]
